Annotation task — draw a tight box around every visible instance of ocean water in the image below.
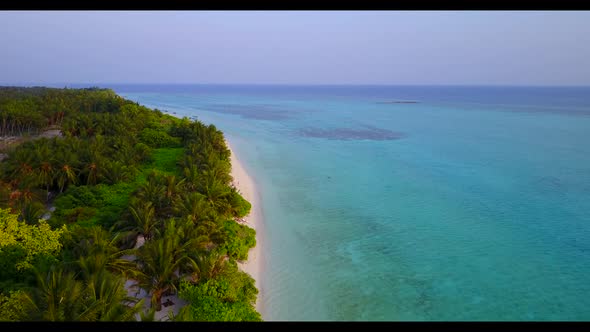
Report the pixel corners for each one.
[107,84,590,320]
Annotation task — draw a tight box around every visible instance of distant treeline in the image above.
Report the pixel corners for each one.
[0,87,259,321]
[0,87,125,136]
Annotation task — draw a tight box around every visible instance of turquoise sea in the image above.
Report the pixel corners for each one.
[105,84,590,320]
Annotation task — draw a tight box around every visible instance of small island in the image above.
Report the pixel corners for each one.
[0,86,261,321]
[376,100,419,104]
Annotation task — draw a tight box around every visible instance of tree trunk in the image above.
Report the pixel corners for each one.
[152,290,163,312]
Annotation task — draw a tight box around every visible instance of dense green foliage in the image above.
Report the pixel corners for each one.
[0,87,120,137]
[0,208,64,271]
[0,290,33,321]
[0,87,259,321]
[139,128,182,148]
[221,220,256,261]
[176,261,261,321]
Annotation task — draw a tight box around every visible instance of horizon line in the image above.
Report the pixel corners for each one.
[2,82,590,88]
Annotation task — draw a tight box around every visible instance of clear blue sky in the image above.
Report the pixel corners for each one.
[1,11,590,86]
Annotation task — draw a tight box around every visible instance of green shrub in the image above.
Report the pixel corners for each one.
[145,148,184,176]
[0,245,57,292]
[139,128,182,148]
[228,189,251,218]
[0,290,34,321]
[220,220,256,261]
[51,183,134,228]
[134,142,153,163]
[57,185,101,208]
[177,268,261,322]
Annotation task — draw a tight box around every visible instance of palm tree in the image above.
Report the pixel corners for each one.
[85,161,99,186]
[192,247,227,283]
[74,227,137,278]
[200,154,231,184]
[52,148,79,193]
[159,175,185,217]
[198,177,232,216]
[179,154,198,171]
[136,174,166,212]
[172,192,211,224]
[125,200,159,242]
[37,161,54,201]
[139,307,157,321]
[31,142,54,198]
[113,142,135,166]
[182,164,201,191]
[83,268,144,321]
[8,187,44,223]
[28,263,143,321]
[55,163,77,193]
[133,219,198,312]
[195,212,226,248]
[20,200,46,225]
[29,227,144,321]
[5,147,36,187]
[163,175,185,202]
[100,159,136,185]
[27,267,100,321]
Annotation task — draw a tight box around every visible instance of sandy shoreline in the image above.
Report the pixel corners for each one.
[226,138,265,317]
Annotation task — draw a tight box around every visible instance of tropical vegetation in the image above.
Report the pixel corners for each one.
[0,86,259,321]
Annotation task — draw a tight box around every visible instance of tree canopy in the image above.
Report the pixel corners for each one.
[0,86,259,321]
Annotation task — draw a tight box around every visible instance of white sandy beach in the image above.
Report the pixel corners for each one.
[226,139,265,316]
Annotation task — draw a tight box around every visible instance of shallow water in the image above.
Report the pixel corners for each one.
[108,84,590,321]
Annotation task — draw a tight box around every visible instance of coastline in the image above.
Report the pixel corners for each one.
[123,138,265,321]
[225,138,265,317]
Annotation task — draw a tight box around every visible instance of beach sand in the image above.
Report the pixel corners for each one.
[226,138,265,317]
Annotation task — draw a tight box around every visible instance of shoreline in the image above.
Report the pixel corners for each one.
[226,138,265,317]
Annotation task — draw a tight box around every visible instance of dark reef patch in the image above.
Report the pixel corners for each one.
[376,100,419,104]
[203,103,291,120]
[299,125,406,141]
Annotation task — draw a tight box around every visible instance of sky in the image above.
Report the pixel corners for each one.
[1,11,590,86]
